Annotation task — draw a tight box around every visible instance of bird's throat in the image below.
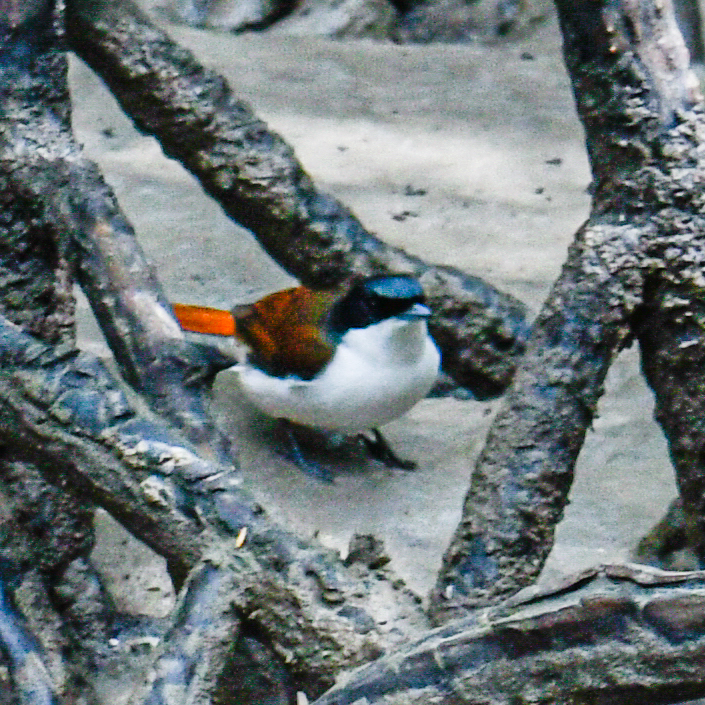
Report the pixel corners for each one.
[341,318,429,365]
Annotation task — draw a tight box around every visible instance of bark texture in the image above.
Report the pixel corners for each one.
[0,2,428,701]
[0,309,435,697]
[0,0,237,465]
[0,574,65,705]
[313,565,705,705]
[430,0,705,622]
[65,0,531,399]
[6,0,705,702]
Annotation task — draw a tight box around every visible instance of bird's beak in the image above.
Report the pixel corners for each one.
[401,303,432,319]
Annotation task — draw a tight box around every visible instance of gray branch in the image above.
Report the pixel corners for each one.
[431,0,705,619]
[0,310,430,697]
[0,576,64,705]
[7,0,705,703]
[431,221,641,619]
[313,564,705,705]
[0,0,237,464]
[64,0,530,399]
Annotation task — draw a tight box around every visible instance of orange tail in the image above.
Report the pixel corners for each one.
[172,303,236,337]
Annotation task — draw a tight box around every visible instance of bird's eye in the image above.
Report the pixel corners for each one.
[373,294,425,320]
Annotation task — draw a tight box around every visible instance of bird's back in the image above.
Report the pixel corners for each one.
[234,286,339,380]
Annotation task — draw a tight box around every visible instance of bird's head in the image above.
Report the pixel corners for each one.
[328,275,431,340]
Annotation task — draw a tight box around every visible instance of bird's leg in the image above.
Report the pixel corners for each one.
[360,429,416,470]
[278,419,334,483]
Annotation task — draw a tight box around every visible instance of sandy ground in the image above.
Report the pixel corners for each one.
[68,13,679,618]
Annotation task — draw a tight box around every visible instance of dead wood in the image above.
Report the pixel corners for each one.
[0,0,237,464]
[64,0,530,399]
[0,310,434,697]
[313,564,705,705]
[6,0,705,703]
[430,0,705,621]
[0,3,429,701]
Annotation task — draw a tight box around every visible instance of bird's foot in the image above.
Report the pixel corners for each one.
[278,420,334,483]
[359,429,416,470]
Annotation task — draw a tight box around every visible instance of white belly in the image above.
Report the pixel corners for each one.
[234,318,440,433]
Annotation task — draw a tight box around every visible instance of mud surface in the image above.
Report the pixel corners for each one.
[69,14,677,612]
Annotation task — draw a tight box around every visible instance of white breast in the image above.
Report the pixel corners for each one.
[234,317,440,433]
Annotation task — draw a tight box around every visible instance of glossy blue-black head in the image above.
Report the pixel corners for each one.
[329,275,430,337]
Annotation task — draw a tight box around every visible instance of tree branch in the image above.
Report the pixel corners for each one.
[9,0,705,703]
[0,575,64,705]
[431,220,640,619]
[0,311,430,696]
[431,0,705,620]
[314,565,705,705]
[0,0,238,465]
[126,561,243,705]
[0,454,109,705]
[1,2,431,699]
[64,0,530,399]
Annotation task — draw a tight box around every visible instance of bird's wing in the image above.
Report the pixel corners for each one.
[172,286,343,379]
[234,285,339,380]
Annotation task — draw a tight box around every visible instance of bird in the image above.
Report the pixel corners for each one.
[172,275,440,481]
